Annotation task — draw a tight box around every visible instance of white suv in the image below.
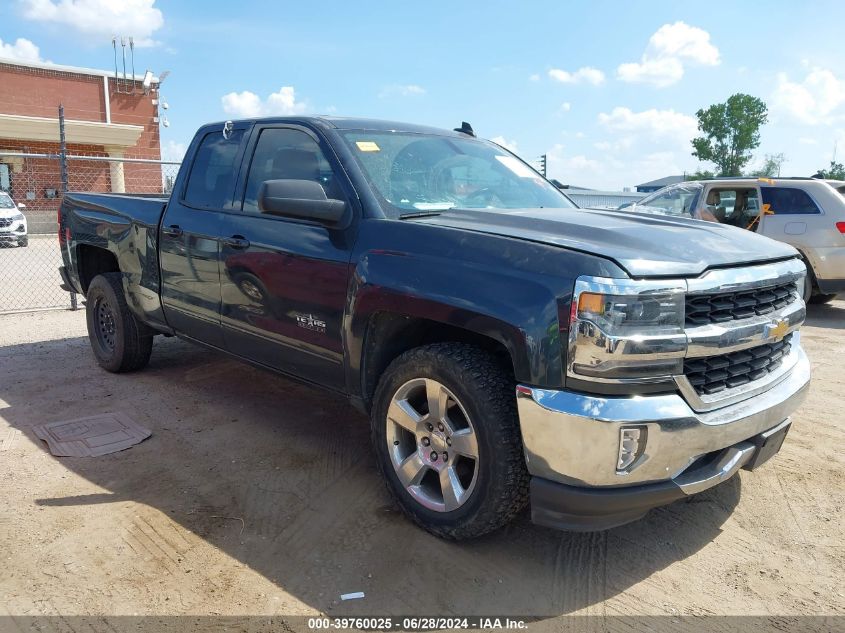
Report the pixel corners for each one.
[625,178,845,304]
[0,191,28,248]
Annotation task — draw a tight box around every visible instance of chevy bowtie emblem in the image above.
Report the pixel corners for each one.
[767,319,789,341]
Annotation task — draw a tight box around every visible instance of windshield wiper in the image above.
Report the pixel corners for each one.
[398,211,444,220]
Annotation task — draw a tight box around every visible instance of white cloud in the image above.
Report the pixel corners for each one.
[529,73,540,82]
[598,106,697,146]
[772,68,845,125]
[221,86,308,118]
[378,84,426,98]
[559,102,571,112]
[549,143,688,191]
[491,136,519,153]
[617,21,720,87]
[548,66,605,86]
[0,37,44,62]
[798,137,819,145]
[20,0,164,46]
[161,140,186,162]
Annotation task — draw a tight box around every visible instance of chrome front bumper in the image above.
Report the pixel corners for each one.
[516,344,811,489]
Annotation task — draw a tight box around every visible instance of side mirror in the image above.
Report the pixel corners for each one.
[17,202,26,210]
[258,179,347,226]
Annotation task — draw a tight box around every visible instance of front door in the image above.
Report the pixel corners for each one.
[220,125,356,390]
[160,125,248,347]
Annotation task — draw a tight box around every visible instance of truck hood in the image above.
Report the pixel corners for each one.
[417,207,798,277]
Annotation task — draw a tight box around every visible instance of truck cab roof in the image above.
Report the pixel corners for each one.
[197,116,471,139]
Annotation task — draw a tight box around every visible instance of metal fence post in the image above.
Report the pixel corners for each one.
[59,104,78,311]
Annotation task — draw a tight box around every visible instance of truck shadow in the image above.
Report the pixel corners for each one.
[804,300,845,330]
[1,334,742,617]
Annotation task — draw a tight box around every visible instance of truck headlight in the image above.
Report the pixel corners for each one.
[567,276,687,382]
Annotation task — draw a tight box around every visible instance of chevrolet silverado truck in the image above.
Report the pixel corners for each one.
[58,117,811,539]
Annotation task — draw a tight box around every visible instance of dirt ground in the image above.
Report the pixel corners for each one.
[0,301,843,626]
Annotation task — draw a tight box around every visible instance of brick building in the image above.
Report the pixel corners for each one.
[0,57,163,230]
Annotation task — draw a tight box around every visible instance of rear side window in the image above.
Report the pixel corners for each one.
[761,187,821,215]
[183,130,245,209]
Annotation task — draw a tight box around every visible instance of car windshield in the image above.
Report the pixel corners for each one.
[340,131,576,216]
[633,183,702,216]
[0,193,15,209]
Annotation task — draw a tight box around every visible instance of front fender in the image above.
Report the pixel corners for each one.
[347,249,563,391]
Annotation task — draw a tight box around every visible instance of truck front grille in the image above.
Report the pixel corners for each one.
[0,218,12,228]
[685,282,797,326]
[683,334,793,395]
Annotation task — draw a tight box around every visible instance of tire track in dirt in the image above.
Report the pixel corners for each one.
[551,531,607,617]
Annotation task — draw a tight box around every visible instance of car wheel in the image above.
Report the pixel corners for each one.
[86,273,153,372]
[800,258,815,304]
[18,237,28,247]
[370,343,529,539]
[808,293,837,305]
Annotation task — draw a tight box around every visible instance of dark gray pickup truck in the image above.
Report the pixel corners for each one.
[58,116,811,539]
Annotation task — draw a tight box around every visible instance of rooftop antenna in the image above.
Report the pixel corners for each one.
[120,36,127,92]
[111,37,118,82]
[129,37,135,85]
[454,121,475,137]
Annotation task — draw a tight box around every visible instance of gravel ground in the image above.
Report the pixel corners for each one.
[0,302,843,627]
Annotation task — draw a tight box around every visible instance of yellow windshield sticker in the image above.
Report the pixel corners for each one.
[356,141,381,152]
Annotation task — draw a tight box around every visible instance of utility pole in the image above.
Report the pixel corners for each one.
[58,104,68,194]
[58,104,78,311]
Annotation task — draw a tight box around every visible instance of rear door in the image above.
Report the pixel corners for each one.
[159,124,249,347]
[758,185,823,241]
[219,124,356,390]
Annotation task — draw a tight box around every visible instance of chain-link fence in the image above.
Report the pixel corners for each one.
[0,150,180,313]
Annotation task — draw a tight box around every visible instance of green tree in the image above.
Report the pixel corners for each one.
[686,169,716,181]
[813,160,845,180]
[691,94,768,176]
[749,153,786,177]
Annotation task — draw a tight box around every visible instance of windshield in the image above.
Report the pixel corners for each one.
[340,131,576,216]
[634,183,702,217]
[0,192,14,209]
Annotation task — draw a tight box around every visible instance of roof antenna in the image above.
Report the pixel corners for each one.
[454,121,475,137]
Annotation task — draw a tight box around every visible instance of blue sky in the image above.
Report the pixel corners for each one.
[2,0,845,189]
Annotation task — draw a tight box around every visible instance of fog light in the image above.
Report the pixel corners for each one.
[617,427,646,471]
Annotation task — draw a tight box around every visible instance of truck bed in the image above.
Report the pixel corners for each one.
[59,192,169,327]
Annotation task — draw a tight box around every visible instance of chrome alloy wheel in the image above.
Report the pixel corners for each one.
[386,378,480,512]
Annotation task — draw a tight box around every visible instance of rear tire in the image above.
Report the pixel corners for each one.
[370,343,529,540]
[85,273,153,372]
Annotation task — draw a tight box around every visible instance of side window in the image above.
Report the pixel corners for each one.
[242,128,342,213]
[183,130,245,209]
[761,187,821,215]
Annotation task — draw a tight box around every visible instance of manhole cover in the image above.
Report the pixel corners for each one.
[32,413,151,457]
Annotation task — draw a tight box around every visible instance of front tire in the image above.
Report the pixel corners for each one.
[370,343,529,539]
[85,273,153,372]
[18,237,28,247]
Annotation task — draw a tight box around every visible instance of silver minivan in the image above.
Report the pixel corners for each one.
[625,178,845,303]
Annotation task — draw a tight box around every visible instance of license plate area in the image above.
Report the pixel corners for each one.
[743,419,790,471]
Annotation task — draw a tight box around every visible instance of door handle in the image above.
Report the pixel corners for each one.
[222,235,250,249]
[162,224,183,238]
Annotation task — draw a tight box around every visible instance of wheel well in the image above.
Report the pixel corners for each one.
[77,245,119,294]
[796,250,820,294]
[361,312,515,411]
